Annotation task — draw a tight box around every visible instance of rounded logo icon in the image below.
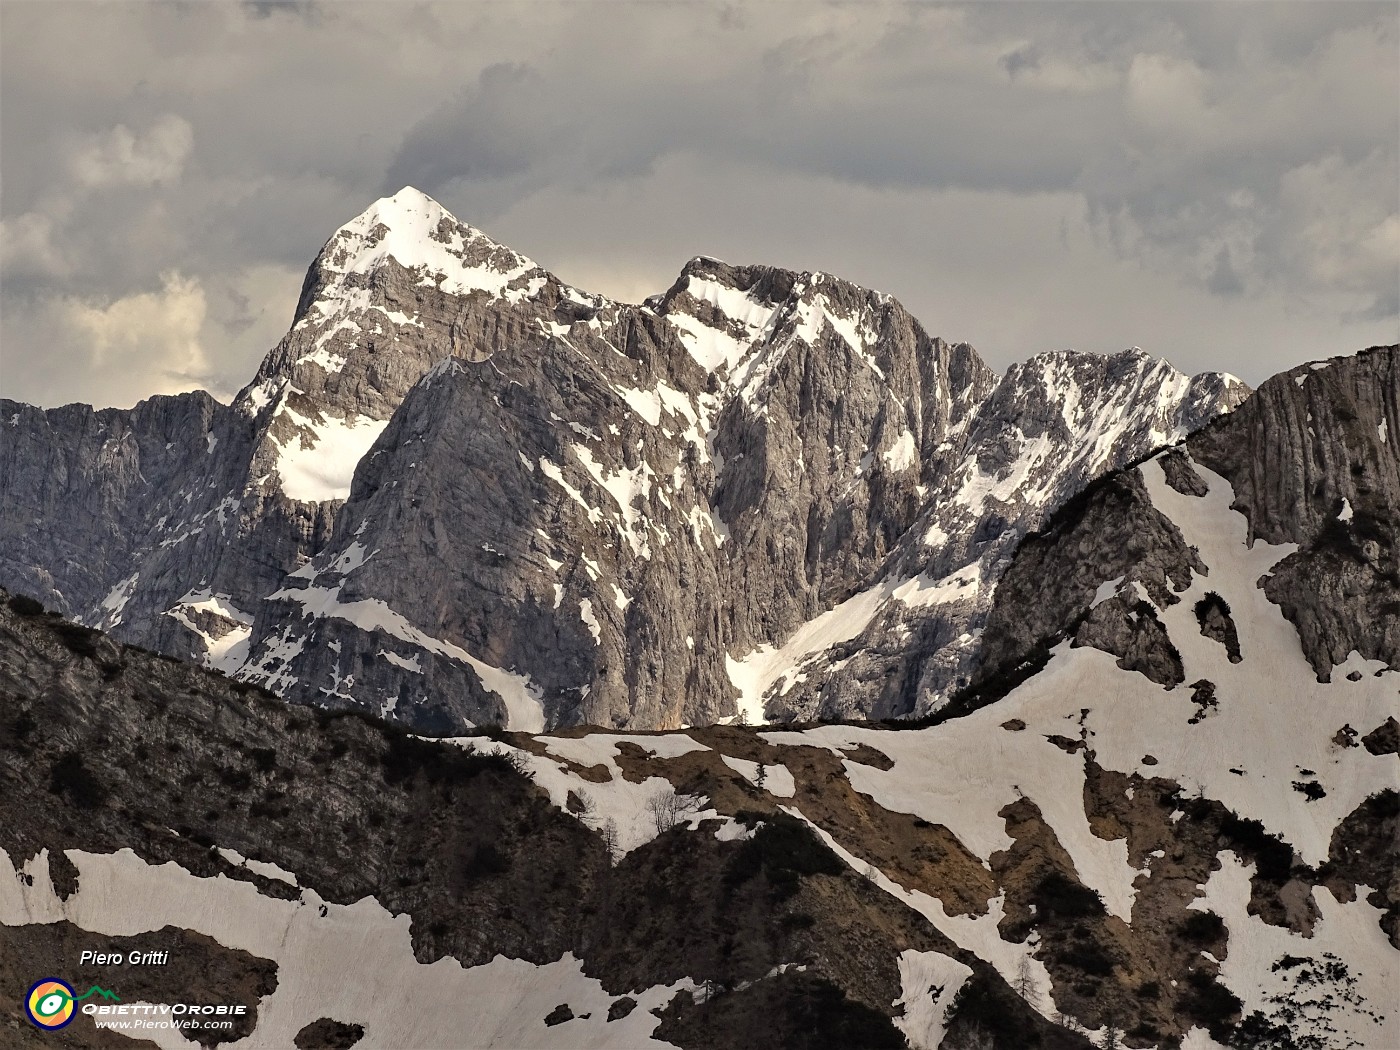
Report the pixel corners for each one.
[26,978,76,1029]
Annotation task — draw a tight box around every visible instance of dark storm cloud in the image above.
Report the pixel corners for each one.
[1,2,1395,409]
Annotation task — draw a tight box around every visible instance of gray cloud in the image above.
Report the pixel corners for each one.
[1,1,1395,409]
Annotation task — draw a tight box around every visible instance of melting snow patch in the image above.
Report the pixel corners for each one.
[1091,575,1126,609]
[720,755,797,797]
[97,573,141,626]
[669,275,778,373]
[882,430,918,473]
[579,598,602,643]
[378,650,423,674]
[725,583,889,724]
[214,846,299,887]
[478,734,716,854]
[892,949,972,1050]
[892,562,983,610]
[161,590,254,673]
[1191,851,1398,1049]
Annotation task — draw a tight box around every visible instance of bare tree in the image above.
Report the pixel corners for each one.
[647,787,701,834]
[647,789,679,834]
[601,818,620,863]
[570,789,599,826]
[1013,957,1039,1009]
[947,1022,995,1050]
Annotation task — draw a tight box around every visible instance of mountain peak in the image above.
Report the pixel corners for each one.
[345,186,464,244]
[315,187,539,294]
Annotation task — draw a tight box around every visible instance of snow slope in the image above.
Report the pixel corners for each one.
[0,847,689,1049]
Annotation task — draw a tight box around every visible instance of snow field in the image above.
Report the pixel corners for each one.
[719,755,796,798]
[761,448,1397,1045]
[1190,851,1397,1048]
[273,408,389,504]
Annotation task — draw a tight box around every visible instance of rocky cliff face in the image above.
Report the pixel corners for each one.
[1,188,1249,732]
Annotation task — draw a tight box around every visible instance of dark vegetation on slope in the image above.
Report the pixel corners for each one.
[0,590,1089,1050]
[293,1017,366,1049]
[1193,592,1242,663]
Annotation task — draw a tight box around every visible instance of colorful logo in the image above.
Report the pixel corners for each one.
[25,979,76,1029]
[24,979,121,1030]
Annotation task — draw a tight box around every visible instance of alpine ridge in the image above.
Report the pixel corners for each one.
[1,187,1250,732]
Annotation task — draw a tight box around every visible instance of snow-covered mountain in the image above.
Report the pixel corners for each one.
[1,187,1249,732]
[1,346,1394,1049]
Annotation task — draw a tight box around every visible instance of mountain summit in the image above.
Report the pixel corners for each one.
[2,190,1249,731]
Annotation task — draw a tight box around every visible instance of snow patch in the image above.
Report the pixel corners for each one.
[275,410,388,503]
[579,598,602,644]
[719,755,797,797]
[882,430,918,473]
[725,582,889,724]
[1191,851,1398,1049]
[892,949,973,1050]
[214,846,299,887]
[378,649,423,674]
[1091,575,1126,609]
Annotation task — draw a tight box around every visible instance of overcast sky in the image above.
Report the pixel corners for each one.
[2,1,1396,408]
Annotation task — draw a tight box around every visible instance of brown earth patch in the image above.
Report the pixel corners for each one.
[755,742,997,918]
[293,1017,365,1048]
[839,743,895,770]
[596,728,998,919]
[1362,717,1399,756]
[511,736,613,782]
